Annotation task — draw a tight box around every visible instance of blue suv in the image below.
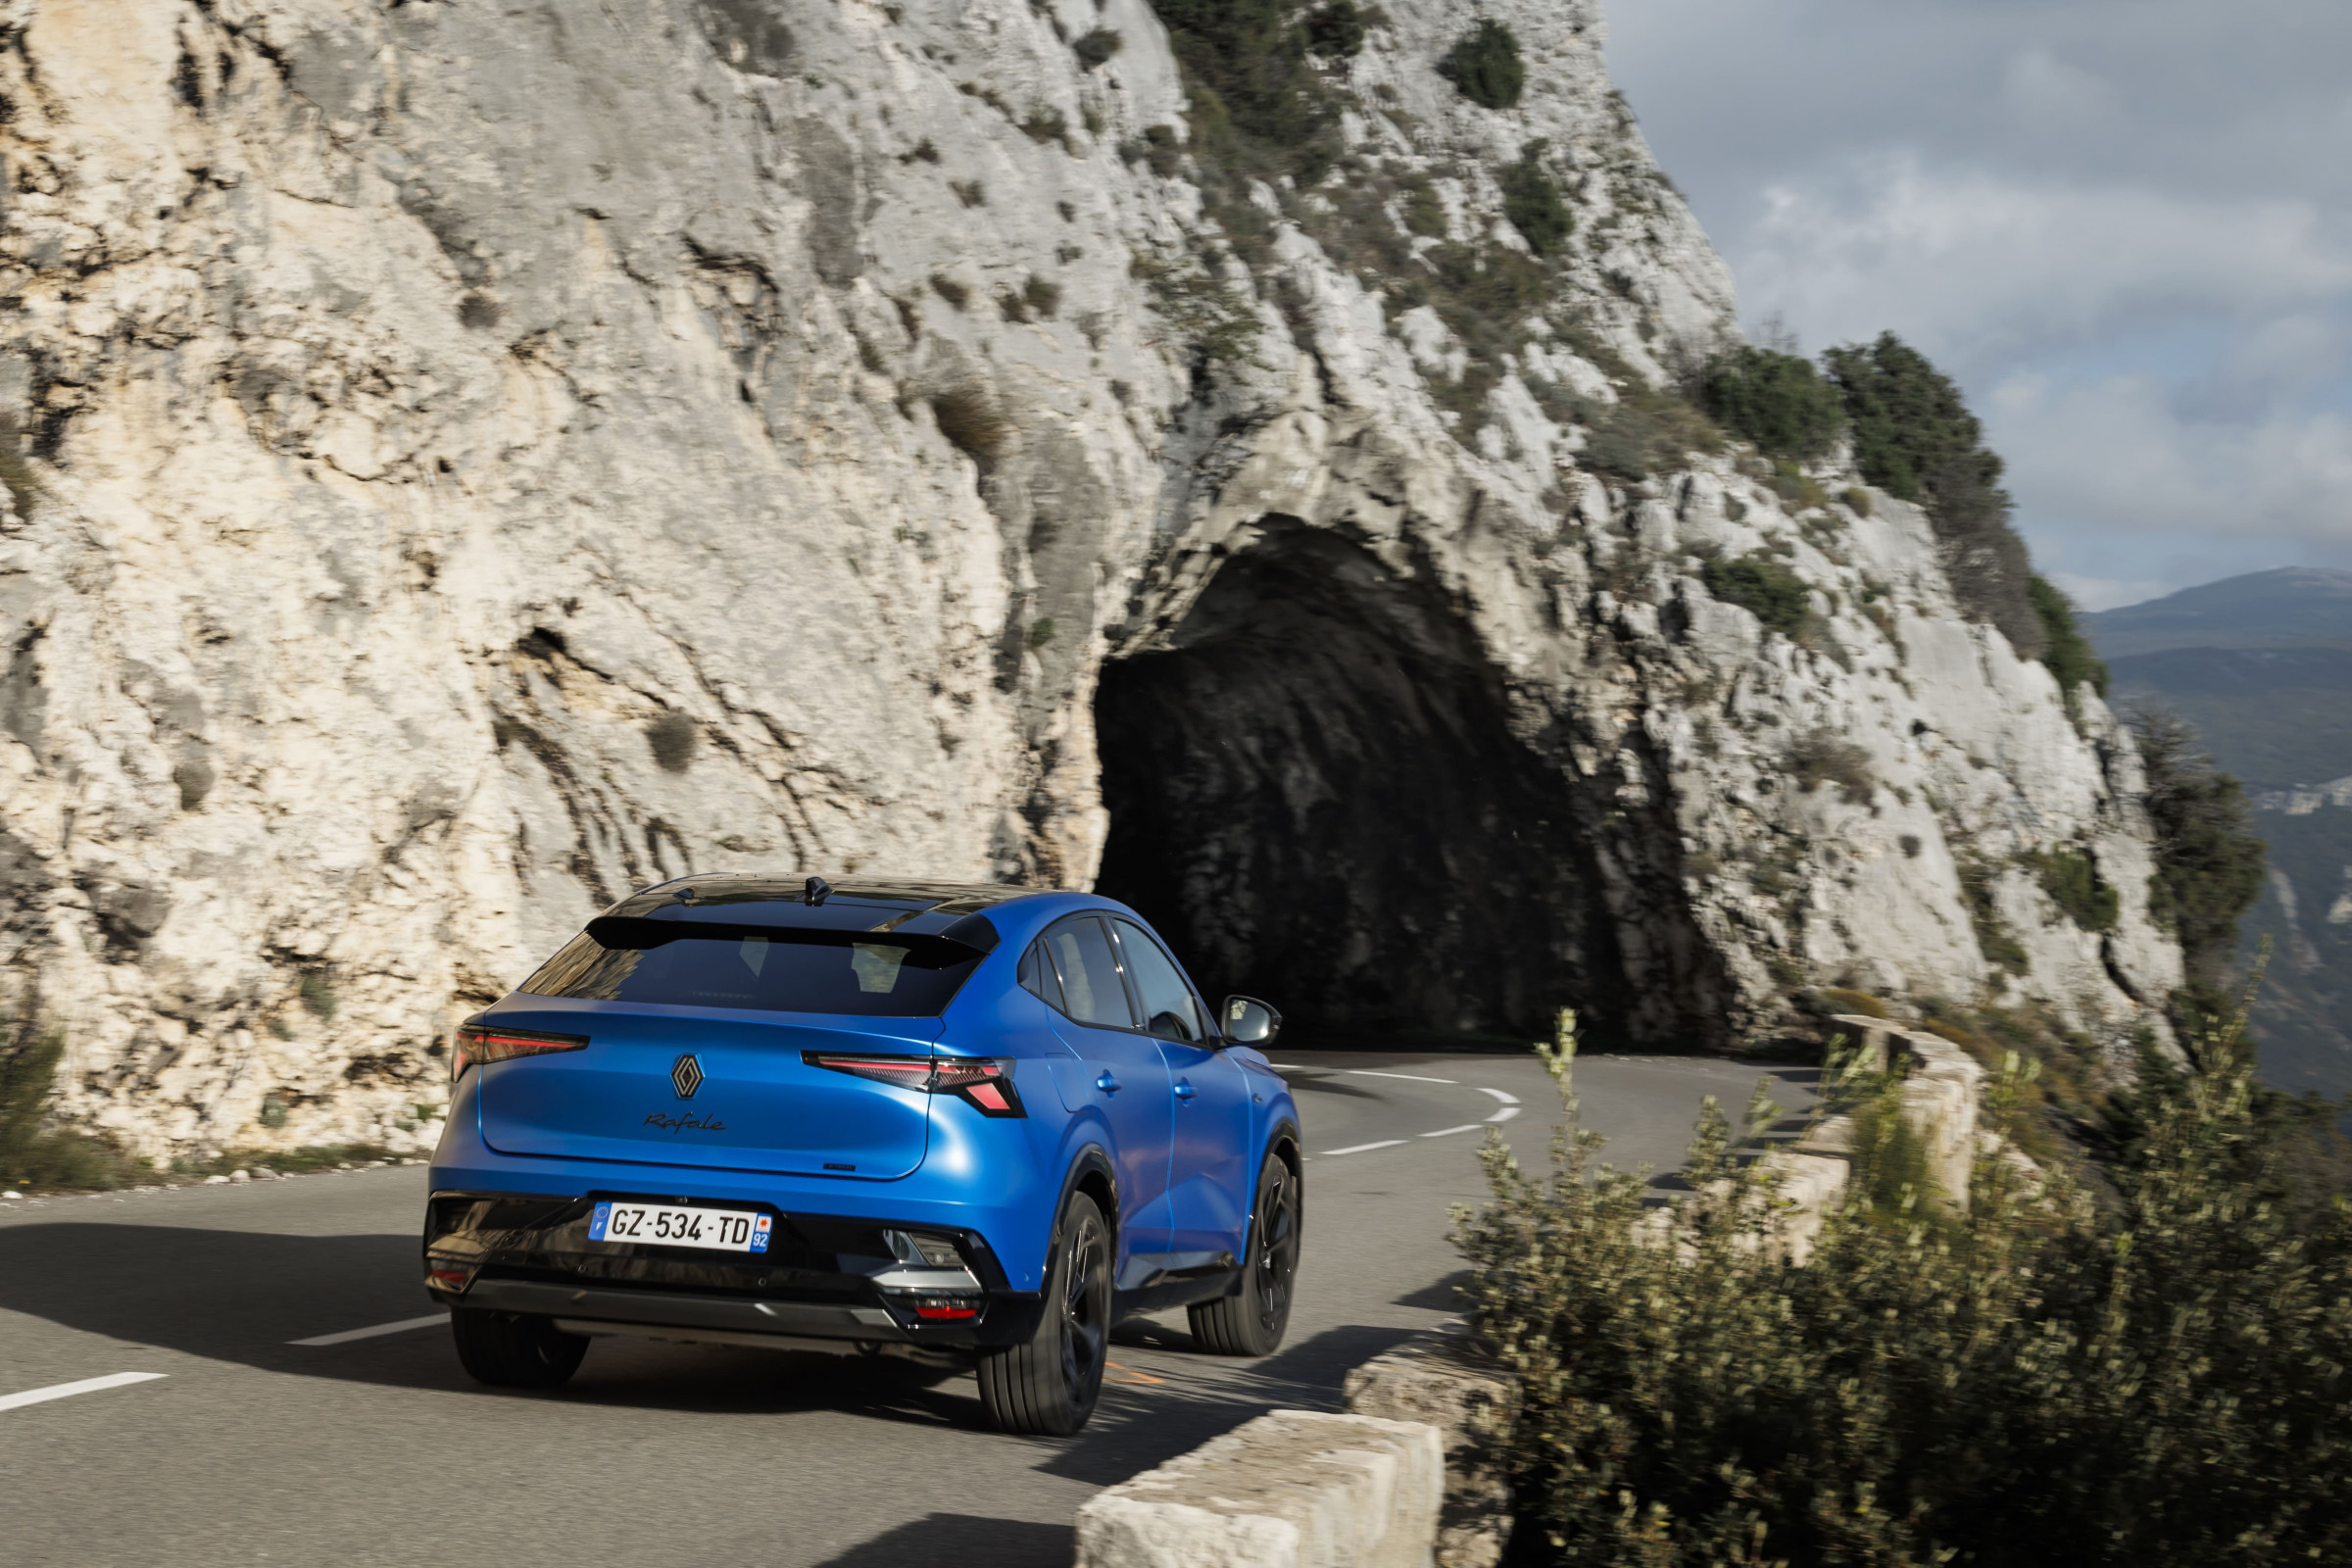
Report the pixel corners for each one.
[424,874,1299,1434]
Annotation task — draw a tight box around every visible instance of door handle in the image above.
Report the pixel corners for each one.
[1174,1079,1197,1101]
[1096,1072,1120,1095]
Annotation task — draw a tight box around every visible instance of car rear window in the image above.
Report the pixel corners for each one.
[516,928,984,1017]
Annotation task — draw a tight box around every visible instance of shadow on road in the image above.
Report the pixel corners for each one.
[812,1515,1073,1567]
[0,1221,1429,1457]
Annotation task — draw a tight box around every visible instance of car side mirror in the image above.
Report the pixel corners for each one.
[1221,995,1281,1046]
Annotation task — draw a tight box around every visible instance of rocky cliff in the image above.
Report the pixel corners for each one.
[0,0,2181,1157]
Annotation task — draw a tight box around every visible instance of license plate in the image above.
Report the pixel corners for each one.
[589,1201,771,1253]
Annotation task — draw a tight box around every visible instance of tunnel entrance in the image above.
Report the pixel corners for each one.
[1094,524,1625,1043]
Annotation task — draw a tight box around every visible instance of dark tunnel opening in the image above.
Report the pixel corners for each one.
[1093,523,1630,1044]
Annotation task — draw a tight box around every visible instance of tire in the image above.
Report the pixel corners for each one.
[450,1307,589,1389]
[977,1190,1111,1436]
[1189,1150,1300,1356]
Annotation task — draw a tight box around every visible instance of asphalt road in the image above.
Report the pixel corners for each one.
[0,1051,1815,1567]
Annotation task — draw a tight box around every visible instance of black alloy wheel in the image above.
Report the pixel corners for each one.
[977,1190,1111,1435]
[1189,1150,1300,1355]
[450,1307,590,1389]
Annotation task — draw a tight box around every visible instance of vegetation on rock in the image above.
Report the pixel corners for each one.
[1,1023,126,1190]
[2026,573,2108,711]
[2128,706,2269,1008]
[1437,20,1524,110]
[1694,346,1845,462]
[1825,333,2044,657]
[1302,1,1366,58]
[1702,553,1812,639]
[2024,844,2119,932]
[1499,141,1573,256]
[1460,1009,2352,1567]
[1153,0,1343,184]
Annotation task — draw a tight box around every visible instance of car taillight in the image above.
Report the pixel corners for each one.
[451,1024,590,1081]
[802,1053,1026,1118]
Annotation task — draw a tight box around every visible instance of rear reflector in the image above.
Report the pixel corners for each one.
[451,1023,590,1081]
[911,1297,982,1320]
[803,1053,1026,1118]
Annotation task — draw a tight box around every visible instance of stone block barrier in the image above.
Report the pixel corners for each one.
[1075,1408,1444,1568]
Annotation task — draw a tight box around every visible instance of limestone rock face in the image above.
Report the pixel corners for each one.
[0,0,2180,1156]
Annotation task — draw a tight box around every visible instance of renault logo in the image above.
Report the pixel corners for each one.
[670,1054,705,1099]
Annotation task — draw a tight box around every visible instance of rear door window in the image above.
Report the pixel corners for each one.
[1042,917,1136,1028]
[1018,939,1066,1010]
[1112,920,1206,1044]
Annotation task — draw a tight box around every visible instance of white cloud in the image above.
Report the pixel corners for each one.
[1735,157,2352,368]
[1989,371,2352,543]
[1603,0,2352,595]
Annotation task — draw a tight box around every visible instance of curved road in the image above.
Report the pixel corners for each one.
[0,1050,1813,1567]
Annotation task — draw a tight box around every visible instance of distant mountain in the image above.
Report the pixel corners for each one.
[2085,566,2352,659]
[2103,648,2352,786]
[2089,569,2352,1102]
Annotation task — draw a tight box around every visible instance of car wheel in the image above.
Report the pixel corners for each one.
[1188,1150,1300,1356]
[977,1189,1111,1435]
[450,1307,589,1389]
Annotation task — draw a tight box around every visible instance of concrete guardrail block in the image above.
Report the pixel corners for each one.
[1074,1408,1444,1568]
[1342,1332,1517,1568]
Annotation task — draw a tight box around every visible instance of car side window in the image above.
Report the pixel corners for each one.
[1042,917,1135,1029]
[1112,920,1205,1044]
[1017,939,1065,1011]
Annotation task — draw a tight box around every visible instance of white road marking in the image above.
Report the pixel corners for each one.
[1347,1069,1458,1084]
[1486,1105,1522,1124]
[289,1313,447,1348]
[1476,1087,1520,1104]
[1320,1140,1408,1156]
[0,1372,168,1413]
[1267,1063,1309,1071]
[1421,1124,1484,1138]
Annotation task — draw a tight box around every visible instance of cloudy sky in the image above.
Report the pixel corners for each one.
[1604,0,2352,610]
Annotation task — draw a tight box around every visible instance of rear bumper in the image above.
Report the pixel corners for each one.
[423,1189,1048,1351]
[468,1277,902,1340]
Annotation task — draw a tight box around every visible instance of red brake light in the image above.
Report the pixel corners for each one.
[452,1024,589,1081]
[802,1054,1026,1118]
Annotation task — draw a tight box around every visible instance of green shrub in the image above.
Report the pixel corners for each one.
[1458,1009,2352,1568]
[298,971,339,1020]
[0,416,41,520]
[1695,346,1844,461]
[1498,140,1572,255]
[1823,333,2043,655]
[1397,173,1446,237]
[2025,844,2120,932]
[1019,105,1068,146]
[1701,553,1811,638]
[1302,1,1365,57]
[1,1024,129,1192]
[2127,706,2266,991]
[1959,856,2032,974]
[1437,20,1523,110]
[1072,26,1122,70]
[645,710,697,772]
[2028,573,2107,713]
[1153,0,1342,183]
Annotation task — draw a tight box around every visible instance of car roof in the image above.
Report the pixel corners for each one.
[606,873,1106,946]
